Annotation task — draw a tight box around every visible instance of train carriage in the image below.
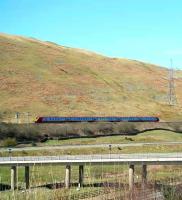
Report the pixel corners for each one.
[35,116,159,123]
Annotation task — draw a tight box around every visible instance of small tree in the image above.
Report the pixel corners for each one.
[2,138,17,147]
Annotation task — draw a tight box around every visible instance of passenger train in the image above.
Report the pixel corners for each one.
[35,116,159,123]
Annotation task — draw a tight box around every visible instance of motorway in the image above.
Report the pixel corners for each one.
[0,153,182,166]
[1,141,182,152]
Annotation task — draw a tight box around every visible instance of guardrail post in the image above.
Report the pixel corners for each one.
[129,164,134,191]
[79,165,84,187]
[65,165,71,188]
[142,164,147,188]
[25,166,30,189]
[11,166,17,190]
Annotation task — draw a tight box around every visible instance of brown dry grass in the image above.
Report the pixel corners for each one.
[0,33,182,121]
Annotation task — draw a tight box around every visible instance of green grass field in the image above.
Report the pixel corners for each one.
[1,130,182,157]
[0,164,182,200]
[43,130,182,146]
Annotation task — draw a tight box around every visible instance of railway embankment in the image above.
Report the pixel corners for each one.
[0,122,181,143]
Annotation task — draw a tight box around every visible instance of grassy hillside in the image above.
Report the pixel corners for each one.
[0,33,182,121]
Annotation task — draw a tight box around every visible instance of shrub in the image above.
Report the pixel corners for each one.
[1,138,17,147]
[31,141,37,146]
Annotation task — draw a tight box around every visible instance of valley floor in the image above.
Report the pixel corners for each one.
[0,130,182,199]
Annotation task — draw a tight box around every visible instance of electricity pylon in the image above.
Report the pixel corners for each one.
[167,59,177,106]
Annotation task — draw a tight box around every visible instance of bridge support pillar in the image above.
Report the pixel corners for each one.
[11,166,17,190]
[129,164,134,191]
[25,166,30,189]
[79,165,84,187]
[65,165,71,188]
[142,164,147,187]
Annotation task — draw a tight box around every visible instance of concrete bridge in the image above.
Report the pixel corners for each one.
[0,153,182,191]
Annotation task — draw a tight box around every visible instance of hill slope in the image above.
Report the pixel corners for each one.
[0,33,182,121]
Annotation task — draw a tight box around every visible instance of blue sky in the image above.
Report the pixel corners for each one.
[0,0,182,68]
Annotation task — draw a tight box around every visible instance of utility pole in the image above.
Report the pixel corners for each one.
[15,112,20,124]
[167,59,177,106]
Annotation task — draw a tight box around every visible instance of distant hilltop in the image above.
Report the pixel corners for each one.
[0,33,182,121]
